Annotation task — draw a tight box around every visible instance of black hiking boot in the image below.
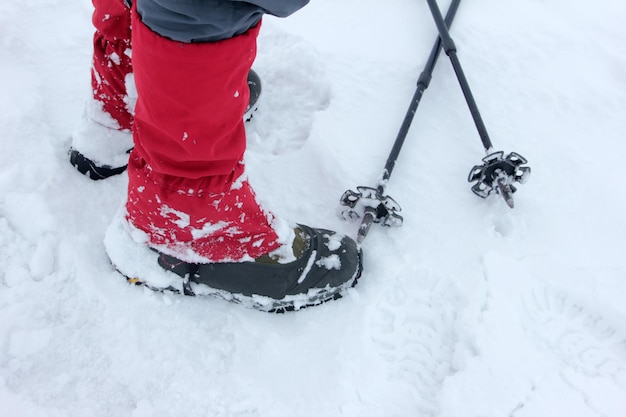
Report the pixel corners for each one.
[105,213,362,313]
[69,147,130,180]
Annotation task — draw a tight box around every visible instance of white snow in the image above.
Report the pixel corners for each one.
[1,0,625,416]
[316,255,341,271]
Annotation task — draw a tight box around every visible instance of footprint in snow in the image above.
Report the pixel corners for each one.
[245,25,331,157]
[523,285,626,383]
[367,273,459,414]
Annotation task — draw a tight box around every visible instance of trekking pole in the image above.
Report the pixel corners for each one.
[425,0,530,208]
[340,0,462,243]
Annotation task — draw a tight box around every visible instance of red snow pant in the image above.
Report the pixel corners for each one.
[92,0,133,130]
[94,0,280,262]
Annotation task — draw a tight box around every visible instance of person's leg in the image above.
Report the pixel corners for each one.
[105,0,362,311]
[126,7,279,262]
[69,0,134,179]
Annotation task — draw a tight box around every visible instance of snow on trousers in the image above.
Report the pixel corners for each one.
[92,0,133,131]
[93,0,281,262]
[128,7,280,263]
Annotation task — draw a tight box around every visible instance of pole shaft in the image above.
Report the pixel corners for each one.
[380,0,462,190]
[425,0,494,151]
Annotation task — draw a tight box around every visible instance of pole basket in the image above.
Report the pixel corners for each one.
[340,186,404,228]
[468,151,531,207]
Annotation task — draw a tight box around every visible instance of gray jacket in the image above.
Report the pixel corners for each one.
[136,0,310,42]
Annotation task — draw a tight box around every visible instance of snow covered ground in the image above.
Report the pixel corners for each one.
[1,0,625,415]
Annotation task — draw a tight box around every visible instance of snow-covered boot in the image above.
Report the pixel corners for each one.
[69,0,134,180]
[105,208,362,312]
[104,9,362,312]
